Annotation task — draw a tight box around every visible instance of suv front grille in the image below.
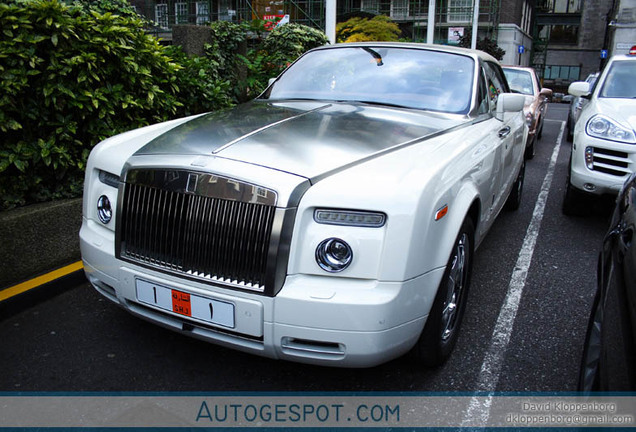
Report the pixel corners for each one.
[588,147,632,177]
[117,169,277,293]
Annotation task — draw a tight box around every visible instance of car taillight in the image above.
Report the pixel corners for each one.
[630,45,636,55]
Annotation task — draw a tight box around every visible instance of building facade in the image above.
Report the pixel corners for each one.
[130,0,621,90]
[497,0,535,66]
[534,0,613,92]
[131,0,504,44]
[606,0,636,59]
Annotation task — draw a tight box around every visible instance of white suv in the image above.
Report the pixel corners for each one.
[563,49,636,214]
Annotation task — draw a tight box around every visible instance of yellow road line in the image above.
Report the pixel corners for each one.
[0,261,84,302]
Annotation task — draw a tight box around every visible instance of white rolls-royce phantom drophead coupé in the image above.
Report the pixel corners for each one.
[80,43,527,368]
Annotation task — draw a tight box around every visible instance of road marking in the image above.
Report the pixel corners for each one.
[463,121,566,426]
[0,261,84,302]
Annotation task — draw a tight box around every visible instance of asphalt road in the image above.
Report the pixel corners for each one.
[0,103,611,392]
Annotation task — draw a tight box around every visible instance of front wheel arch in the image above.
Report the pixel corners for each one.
[410,216,475,367]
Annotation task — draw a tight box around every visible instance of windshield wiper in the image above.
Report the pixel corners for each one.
[362,47,384,66]
[354,100,414,109]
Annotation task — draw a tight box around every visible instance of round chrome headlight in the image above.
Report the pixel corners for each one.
[315,238,353,272]
[97,195,112,224]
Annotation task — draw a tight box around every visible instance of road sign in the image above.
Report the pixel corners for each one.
[600,49,608,59]
[518,45,525,54]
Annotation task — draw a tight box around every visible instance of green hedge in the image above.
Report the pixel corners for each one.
[0,1,327,210]
[0,0,227,209]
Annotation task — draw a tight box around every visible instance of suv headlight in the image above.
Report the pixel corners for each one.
[586,115,636,143]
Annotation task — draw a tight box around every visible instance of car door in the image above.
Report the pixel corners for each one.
[484,61,524,204]
[468,64,504,235]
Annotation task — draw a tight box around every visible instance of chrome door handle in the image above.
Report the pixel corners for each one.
[498,126,511,138]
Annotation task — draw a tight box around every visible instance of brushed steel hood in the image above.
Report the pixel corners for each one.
[135,100,464,180]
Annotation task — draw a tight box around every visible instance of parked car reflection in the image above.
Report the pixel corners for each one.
[579,173,636,391]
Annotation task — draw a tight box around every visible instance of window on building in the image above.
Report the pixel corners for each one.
[539,24,578,44]
[544,65,580,81]
[155,3,168,28]
[196,1,209,24]
[391,0,409,19]
[361,0,380,15]
[175,2,188,24]
[448,0,472,23]
[218,0,231,21]
[521,1,532,34]
[539,0,581,13]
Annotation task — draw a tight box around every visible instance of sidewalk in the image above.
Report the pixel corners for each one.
[0,198,83,297]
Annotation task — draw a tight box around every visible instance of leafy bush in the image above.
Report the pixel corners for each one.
[238,22,329,100]
[262,23,329,63]
[70,0,140,18]
[336,15,401,43]
[166,46,234,115]
[0,2,328,210]
[0,0,227,209]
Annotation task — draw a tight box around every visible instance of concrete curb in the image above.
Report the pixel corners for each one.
[0,198,83,291]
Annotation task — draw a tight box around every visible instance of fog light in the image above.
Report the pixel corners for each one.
[315,238,353,272]
[97,195,112,224]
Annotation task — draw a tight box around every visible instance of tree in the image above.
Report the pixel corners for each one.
[458,29,505,60]
[336,15,401,43]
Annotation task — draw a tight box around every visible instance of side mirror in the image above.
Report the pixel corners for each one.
[496,93,526,121]
[540,88,553,98]
[568,81,590,97]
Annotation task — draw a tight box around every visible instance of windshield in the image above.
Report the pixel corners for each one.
[600,60,636,98]
[262,47,475,114]
[503,69,535,95]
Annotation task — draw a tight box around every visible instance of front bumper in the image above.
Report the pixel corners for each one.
[80,219,441,368]
[570,134,636,196]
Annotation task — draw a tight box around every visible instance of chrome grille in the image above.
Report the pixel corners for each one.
[117,169,277,292]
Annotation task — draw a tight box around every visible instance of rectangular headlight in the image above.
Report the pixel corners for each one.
[314,209,386,227]
[99,170,120,188]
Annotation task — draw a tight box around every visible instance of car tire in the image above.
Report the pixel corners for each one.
[566,117,573,142]
[562,178,591,216]
[505,160,525,211]
[537,118,543,140]
[562,153,589,215]
[524,137,535,160]
[411,218,474,367]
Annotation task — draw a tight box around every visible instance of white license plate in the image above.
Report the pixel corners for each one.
[136,279,235,328]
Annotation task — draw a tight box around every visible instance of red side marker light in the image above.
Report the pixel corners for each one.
[630,45,636,56]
